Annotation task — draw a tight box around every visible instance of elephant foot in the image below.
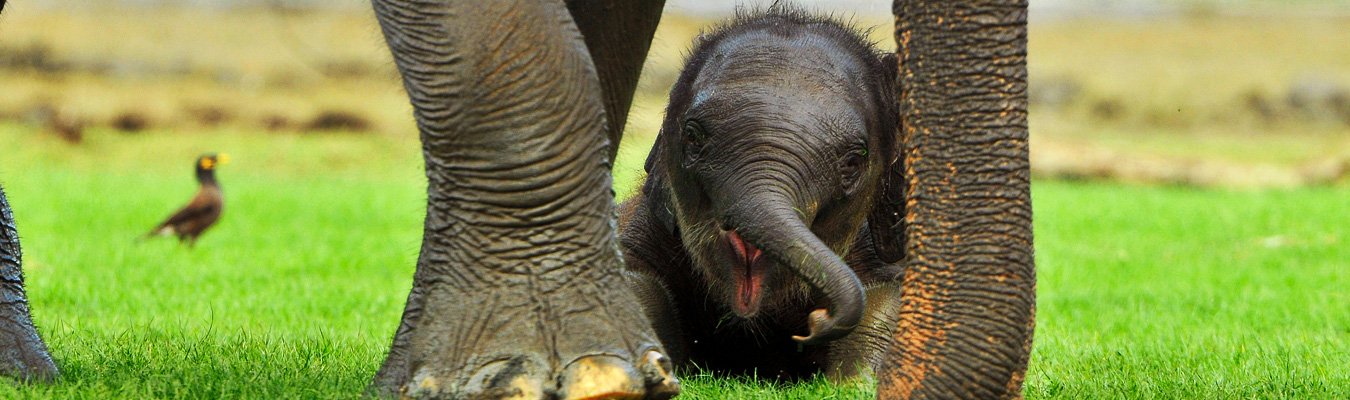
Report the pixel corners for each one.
[1,187,60,383]
[0,283,60,383]
[371,261,679,399]
[0,332,59,383]
[397,352,676,400]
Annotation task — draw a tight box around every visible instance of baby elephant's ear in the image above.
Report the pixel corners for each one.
[643,128,678,235]
[868,52,905,264]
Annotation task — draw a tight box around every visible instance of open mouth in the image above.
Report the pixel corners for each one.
[725,230,766,317]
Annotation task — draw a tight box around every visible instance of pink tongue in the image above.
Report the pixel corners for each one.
[727,231,763,311]
[727,231,762,265]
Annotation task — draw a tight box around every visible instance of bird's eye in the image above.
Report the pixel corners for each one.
[681,120,706,167]
[839,147,867,194]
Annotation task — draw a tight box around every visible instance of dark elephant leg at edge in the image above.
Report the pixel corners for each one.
[564,0,667,162]
[0,186,60,382]
[877,0,1036,399]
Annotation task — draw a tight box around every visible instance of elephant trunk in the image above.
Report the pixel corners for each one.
[723,187,865,345]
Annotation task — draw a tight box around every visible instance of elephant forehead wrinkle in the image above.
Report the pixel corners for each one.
[700,42,870,99]
[707,29,869,79]
[696,69,859,110]
[693,90,867,146]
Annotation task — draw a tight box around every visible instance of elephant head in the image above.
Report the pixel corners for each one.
[644,15,903,345]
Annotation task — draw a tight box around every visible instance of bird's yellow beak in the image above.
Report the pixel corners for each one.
[200,154,228,170]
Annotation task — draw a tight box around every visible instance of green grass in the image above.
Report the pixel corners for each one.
[1,125,1347,398]
[1027,182,1350,398]
[0,124,423,398]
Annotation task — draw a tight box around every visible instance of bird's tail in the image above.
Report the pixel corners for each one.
[138,226,170,243]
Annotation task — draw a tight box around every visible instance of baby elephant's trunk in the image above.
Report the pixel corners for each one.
[724,188,865,345]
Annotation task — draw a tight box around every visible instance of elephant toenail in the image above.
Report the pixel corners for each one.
[640,351,680,399]
[558,355,644,400]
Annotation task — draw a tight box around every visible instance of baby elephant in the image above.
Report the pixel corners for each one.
[620,8,907,380]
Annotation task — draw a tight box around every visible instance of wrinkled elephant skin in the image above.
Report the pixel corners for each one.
[0,187,60,382]
[367,1,677,398]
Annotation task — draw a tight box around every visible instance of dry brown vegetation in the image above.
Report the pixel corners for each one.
[0,5,1347,187]
[1025,13,1350,186]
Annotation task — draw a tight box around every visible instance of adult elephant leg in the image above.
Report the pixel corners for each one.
[563,0,666,161]
[0,186,59,382]
[877,1,1036,399]
[369,1,677,399]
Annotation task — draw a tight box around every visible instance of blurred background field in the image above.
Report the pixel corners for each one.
[0,0,1347,398]
[5,1,1350,188]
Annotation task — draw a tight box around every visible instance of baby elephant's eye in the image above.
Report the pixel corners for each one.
[839,148,867,194]
[681,120,706,167]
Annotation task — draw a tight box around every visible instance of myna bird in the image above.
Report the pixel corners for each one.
[145,153,228,246]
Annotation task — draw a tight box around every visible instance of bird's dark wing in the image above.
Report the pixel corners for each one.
[148,189,220,236]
